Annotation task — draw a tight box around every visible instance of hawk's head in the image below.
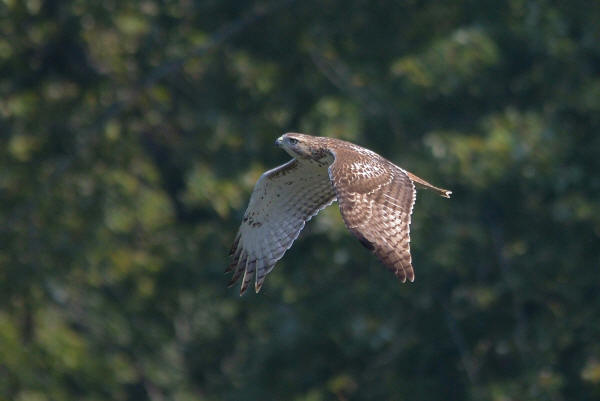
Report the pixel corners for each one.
[276,133,332,163]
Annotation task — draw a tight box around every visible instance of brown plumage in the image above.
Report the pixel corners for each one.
[228,133,451,295]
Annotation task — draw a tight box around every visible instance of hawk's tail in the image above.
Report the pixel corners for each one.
[405,171,452,198]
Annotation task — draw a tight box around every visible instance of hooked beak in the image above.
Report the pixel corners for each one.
[275,136,283,147]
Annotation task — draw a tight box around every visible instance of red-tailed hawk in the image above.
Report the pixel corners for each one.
[227,133,451,294]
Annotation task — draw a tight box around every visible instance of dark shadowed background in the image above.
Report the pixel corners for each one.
[1,0,600,400]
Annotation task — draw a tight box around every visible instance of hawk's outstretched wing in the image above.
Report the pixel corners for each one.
[227,159,336,294]
[328,148,416,282]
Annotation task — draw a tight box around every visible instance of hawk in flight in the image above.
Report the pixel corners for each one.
[227,133,451,294]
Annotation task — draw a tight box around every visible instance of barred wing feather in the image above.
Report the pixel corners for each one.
[227,159,336,294]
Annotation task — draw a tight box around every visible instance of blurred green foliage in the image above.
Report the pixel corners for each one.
[1,0,600,400]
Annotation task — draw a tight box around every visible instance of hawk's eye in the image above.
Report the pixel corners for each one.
[288,138,299,145]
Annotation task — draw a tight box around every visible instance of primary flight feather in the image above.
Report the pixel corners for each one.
[227,133,451,295]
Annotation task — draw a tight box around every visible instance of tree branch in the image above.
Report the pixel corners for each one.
[88,0,297,134]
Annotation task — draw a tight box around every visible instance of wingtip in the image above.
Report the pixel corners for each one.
[229,235,240,256]
[395,270,407,283]
[239,277,251,295]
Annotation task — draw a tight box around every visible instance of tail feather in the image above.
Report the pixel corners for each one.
[405,171,452,198]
